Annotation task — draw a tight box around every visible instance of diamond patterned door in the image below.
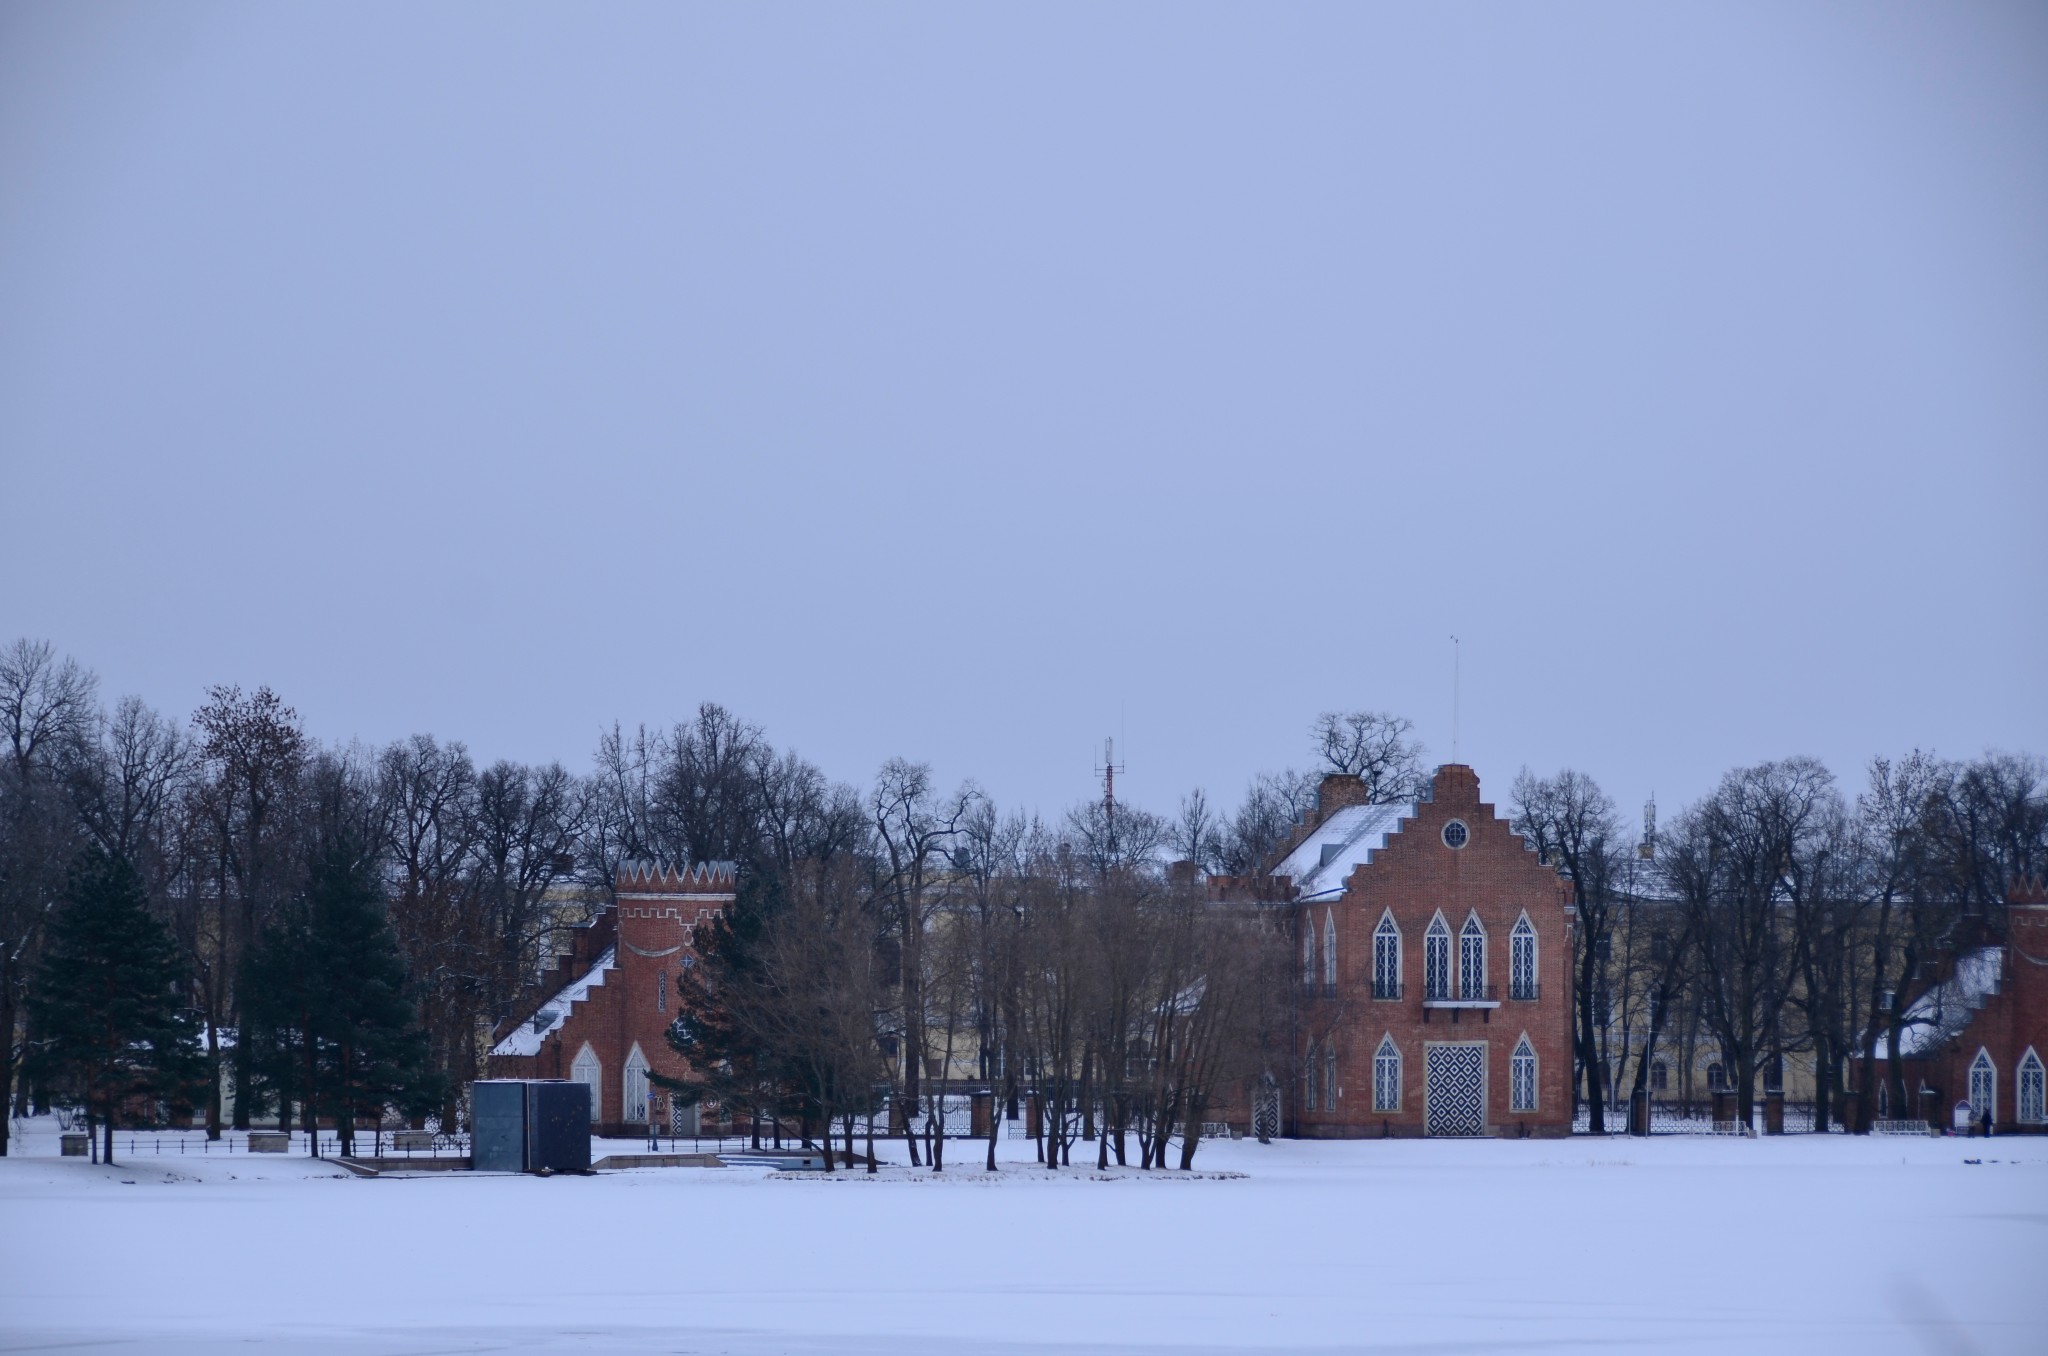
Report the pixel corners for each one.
[1425,1044,1486,1136]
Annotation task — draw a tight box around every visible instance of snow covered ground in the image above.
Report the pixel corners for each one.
[2,1116,2041,1355]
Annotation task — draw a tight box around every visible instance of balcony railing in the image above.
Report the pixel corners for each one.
[1372,980,1403,1000]
[1424,985,1499,1005]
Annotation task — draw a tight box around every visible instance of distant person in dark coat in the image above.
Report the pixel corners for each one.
[1982,1106,1993,1138]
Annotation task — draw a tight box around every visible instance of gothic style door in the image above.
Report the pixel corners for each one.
[1425,1043,1486,1136]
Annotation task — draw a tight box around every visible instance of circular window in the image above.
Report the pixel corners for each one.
[1441,820,1470,850]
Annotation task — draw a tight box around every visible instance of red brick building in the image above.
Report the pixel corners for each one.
[1224,764,1577,1138]
[1867,880,2048,1134]
[488,862,733,1136]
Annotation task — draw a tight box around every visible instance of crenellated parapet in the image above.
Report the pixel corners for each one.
[614,860,738,896]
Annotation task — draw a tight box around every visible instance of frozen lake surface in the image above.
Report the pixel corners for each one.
[2,1118,2040,1355]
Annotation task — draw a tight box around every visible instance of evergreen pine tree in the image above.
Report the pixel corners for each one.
[243,823,434,1156]
[239,896,319,1134]
[27,847,201,1165]
[303,826,433,1155]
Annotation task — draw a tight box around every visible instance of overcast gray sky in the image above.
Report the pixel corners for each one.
[2,1,2043,824]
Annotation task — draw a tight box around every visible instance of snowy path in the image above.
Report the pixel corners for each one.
[1,1123,2039,1355]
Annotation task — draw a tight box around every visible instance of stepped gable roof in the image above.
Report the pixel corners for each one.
[1882,946,2004,1059]
[1269,802,1414,902]
[615,860,737,893]
[489,946,615,1057]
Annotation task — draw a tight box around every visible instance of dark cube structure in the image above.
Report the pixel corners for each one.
[471,1079,591,1174]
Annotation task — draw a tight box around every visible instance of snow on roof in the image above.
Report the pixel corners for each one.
[1880,947,2003,1059]
[490,947,616,1057]
[1269,803,1414,901]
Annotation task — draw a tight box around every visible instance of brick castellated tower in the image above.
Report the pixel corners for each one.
[489,860,735,1135]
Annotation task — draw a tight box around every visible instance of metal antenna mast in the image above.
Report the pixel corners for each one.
[1096,736,1125,823]
[1451,635,1462,763]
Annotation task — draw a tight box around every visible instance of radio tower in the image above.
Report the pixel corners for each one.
[1095,736,1125,824]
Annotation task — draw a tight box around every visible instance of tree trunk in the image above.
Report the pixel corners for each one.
[1578,941,1604,1132]
[0,979,15,1156]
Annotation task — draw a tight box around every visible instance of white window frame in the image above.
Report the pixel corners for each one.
[571,1043,602,1120]
[1510,912,1537,1000]
[1511,1034,1538,1112]
[2018,1048,2045,1125]
[622,1042,651,1123]
[1373,1034,1401,1111]
[1969,1048,1996,1124]
[1373,910,1401,998]
[1323,910,1338,988]
[1459,912,1487,1000]
[1303,918,1316,986]
[1424,911,1451,1001]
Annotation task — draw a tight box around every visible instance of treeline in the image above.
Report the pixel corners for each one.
[0,640,1311,1165]
[1514,752,2048,1132]
[4,635,2042,1163]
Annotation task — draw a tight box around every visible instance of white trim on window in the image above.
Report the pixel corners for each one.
[1511,1033,1538,1112]
[1323,910,1338,988]
[622,1042,651,1123]
[1424,911,1451,1001]
[570,1042,602,1120]
[1510,911,1537,1000]
[1373,1034,1401,1112]
[1969,1048,1996,1124]
[2018,1047,2045,1125]
[1459,911,1487,1000]
[1373,909,1402,998]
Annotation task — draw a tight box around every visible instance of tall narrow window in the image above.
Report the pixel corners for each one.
[1323,911,1338,989]
[1373,1035,1401,1111]
[622,1044,651,1123]
[1511,1036,1538,1112]
[1969,1049,1996,1123]
[2018,1049,2045,1125]
[1373,912,1401,999]
[1304,1045,1319,1112]
[1460,913,1486,1000]
[1424,913,1451,1000]
[1650,1059,1668,1093]
[1325,1046,1339,1106]
[1303,920,1316,987]
[571,1044,602,1119]
[1510,914,1537,1000]
[657,968,668,1013]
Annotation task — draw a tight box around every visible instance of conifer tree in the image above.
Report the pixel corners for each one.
[305,825,433,1155]
[243,821,433,1155]
[28,847,200,1165]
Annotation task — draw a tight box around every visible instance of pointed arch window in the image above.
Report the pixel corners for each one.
[1969,1048,1996,1124]
[622,1043,651,1123]
[1510,914,1537,1000]
[1325,1045,1339,1106]
[1323,910,1338,990]
[1460,913,1487,1000]
[1302,919,1316,987]
[1304,1043,1319,1112]
[1373,912,1401,999]
[1373,1035,1401,1111]
[1511,1035,1538,1112]
[1424,913,1451,1001]
[570,1043,602,1119]
[2018,1049,2045,1125]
